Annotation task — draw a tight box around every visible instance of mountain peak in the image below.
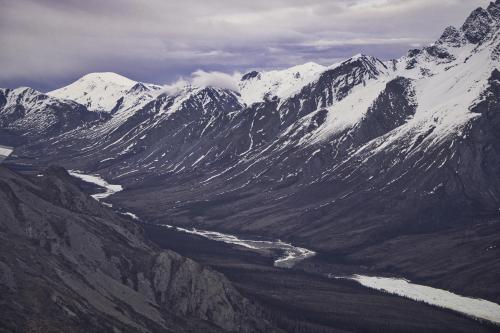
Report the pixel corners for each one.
[48,72,141,112]
[241,71,260,81]
[344,54,380,65]
[11,86,38,96]
[350,53,367,60]
[461,3,497,44]
[487,0,500,20]
[438,26,465,46]
[127,82,162,94]
[293,61,324,70]
[76,72,137,87]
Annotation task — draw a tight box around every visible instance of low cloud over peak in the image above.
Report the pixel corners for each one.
[163,70,242,94]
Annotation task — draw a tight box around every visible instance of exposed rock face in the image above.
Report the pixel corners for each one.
[438,26,465,47]
[461,1,499,44]
[0,166,277,332]
[351,77,417,145]
[241,71,260,81]
[151,251,265,332]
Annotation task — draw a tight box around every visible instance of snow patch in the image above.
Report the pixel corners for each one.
[239,62,327,105]
[307,78,389,144]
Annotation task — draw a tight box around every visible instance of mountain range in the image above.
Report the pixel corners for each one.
[1,1,500,332]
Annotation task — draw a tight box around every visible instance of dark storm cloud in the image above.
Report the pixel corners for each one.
[0,0,489,90]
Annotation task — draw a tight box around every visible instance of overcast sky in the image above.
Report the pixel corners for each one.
[0,0,489,91]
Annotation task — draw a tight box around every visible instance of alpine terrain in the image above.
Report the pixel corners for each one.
[1,1,500,332]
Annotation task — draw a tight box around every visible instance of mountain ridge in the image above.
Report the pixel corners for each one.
[0,165,279,332]
[1,0,500,307]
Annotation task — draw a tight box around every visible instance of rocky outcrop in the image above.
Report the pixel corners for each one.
[461,0,499,44]
[0,166,277,332]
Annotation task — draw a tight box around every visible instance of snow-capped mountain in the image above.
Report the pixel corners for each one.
[49,72,162,113]
[0,87,99,143]
[239,62,327,106]
[2,0,500,305]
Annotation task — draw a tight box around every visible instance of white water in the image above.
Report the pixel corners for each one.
[69,170,123,201]
[0,146,13,162]
[120,211,139,220]
[334,275,500,325]
[161,224,316,268]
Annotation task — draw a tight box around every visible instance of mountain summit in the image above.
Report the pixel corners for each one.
[49,72,162,113]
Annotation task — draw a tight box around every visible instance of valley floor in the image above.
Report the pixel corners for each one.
[143,223,500,333]
[8,163,499,332]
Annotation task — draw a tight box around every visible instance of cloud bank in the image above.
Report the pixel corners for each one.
[163,70,242,94]
[0,0,489,90]
[190,70,242,92]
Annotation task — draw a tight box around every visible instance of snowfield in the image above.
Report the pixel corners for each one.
[239,62,327,106]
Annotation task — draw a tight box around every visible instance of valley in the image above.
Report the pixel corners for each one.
[142,222,500,333]
[54,167,500,332]
[68,169,500,331]
[154,223,500,326]
[1,1,500,331]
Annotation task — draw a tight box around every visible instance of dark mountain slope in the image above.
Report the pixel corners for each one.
[0,88,101,144]
[0,165,278,333]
